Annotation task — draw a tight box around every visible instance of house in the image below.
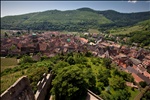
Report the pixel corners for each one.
[137,64,146,73]
[101,50,110,58]
[1,49,8,56]
[79,38,88,44]
[132,73,144,83]
[145,55,150,60]
[113,53,128,68]
[8,48,21,56]
[137,73,150,84]
[143,71,150,79]
[120,46,130,54]
[142,59,150,68]
[129,57,147,74]
[63,48,68,53]
[129,57,142,66]
[38,42,48,52]
[27,44,36,53]
[126,82,138,88]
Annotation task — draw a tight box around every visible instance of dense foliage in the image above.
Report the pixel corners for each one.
[129,31,150,47]
[98,10,150,27]
[112,19,150,48]
[141,90,150,100]
[48,53,134,100]
[1,53,135,99]
[116,30,150,47]
[51,66,88,100]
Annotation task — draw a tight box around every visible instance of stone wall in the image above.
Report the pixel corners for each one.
[0,76,35,100]
[35,72,53,100]
[1,73,104,100]
[87,89,104,100]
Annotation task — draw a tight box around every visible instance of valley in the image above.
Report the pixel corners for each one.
[1,7,150,100]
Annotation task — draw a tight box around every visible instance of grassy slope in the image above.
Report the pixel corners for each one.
[129,87,140,100]
[88,29,100,34]
[1,58,18,72]
[1,70,27,94]
[110,25,143,35]
[110,19,150,35]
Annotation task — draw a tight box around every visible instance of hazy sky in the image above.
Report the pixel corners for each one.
[1,1,150,17]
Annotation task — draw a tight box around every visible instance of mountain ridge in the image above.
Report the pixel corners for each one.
[1,7,150,31]
[2,7,149,18]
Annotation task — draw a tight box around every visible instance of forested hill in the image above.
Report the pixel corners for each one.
[1,7,150,31]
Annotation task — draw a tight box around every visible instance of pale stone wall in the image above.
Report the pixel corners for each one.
[35,72,53,100]
[87,89,104,100]
[0,76,35,100]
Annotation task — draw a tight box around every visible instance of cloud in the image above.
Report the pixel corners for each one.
[128,0,137,3]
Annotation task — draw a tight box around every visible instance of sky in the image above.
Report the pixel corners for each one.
[1,1,150,17]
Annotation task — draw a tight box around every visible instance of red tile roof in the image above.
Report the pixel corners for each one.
[132,73,143,83]
[79,38,88,44]
[39,43,48,51]
[143,71,150,79]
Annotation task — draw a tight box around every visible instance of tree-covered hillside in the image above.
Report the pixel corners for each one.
[1,8,150,32]
[98,10,150,27]
[1,9,111,31]
[110,19,150,48]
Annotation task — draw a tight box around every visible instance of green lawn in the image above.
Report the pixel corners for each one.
[128,87,140,100]
[1,57,18,72]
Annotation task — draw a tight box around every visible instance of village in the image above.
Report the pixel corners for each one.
[1,31,150,87]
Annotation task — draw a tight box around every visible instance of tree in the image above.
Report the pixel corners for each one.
[19,56,33,64]
[4,32,8,37]
[9,44,17,50]
[85,68,96,89]
[141,91,150,100]
[53,61,69,74]
[27,66,48,93]
[139,81,147,88]
[67,56,75,65]
[102,58,112,69]
[85,51,92,57]
[97,68,110,86]
[100,91,112,100]
[51,66,88,100]
[109,76,126,90]
[113,89,131,100]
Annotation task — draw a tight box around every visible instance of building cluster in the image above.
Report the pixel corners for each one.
[1,31,150,85]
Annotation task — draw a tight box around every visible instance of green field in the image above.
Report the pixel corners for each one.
[88,29,100,34]
[1,30,6,37]
[1,70,26,94]
[110,25,143,35]
[1,57,18,72]
[129,87,140,100]
[0,57,26,94]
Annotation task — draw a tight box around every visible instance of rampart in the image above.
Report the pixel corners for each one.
[87,89,104,100]
[35,72,53,100]
[0,76,35,100]
[1,72,103,100]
